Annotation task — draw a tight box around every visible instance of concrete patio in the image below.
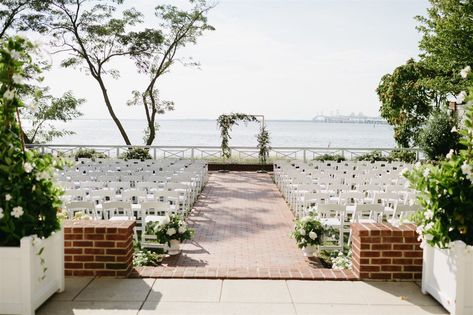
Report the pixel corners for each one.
[37,277,448,315]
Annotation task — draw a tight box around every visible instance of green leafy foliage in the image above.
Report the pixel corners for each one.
[406,70,473,248]
[416,0,473,81]
[74,148,107,160]
[217,113,259,159]
[417,109,460,160]
[133,249,164,267]
[145,214,194,246]
[378,0,473,147]
[291,216,326,249]
[256,125,271,165]
[0,0,51,39]
[387,149,417,163]
[119,147,152,160]
[377,59,438,147]
[23,91,83,144]
[0,37,66,246]
[355,150,388,162]
[313,153,346,162]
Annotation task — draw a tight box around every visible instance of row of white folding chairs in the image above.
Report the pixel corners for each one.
[302,198,420,222]
[74,157,185,168]
[57,165,208,202]
[64,200,180,220]
[72,158,205,170]
[309,160,410,170]
[64,200,181,242]
[293,190,417,218]
[286,178,413,207]
[62,188,192,212]
[61,176,204,205]
[274,161,408,190]
[273,161,416,216]
[307,203,421,247]
[286,180,412,210]
[60,163,207,182]
[66,158,206,173]
[276,167,407,186]
[292,161,409,174]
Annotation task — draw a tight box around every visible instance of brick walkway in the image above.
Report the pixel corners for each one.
[132,172,355,280]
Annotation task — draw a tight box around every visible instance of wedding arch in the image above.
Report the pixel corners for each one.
[217,113,271,164]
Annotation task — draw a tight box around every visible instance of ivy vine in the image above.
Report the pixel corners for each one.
[217,113,271,164]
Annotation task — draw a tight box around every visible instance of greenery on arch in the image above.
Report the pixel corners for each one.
[217,113,271,164]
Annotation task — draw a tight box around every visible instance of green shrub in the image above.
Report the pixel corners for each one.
[313,153,346,162]
[120,147,152,160]
[74,148,107,160]
[133,249,164,267]
[417,110,460,160]
[0,37,66,246]
[388,149,417,163]
[355,150,388,162]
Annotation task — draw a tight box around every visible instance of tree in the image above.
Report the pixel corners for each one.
[22,91,84,144]
[417,109,460,160]
[378,0,473,148]
[1,0,83,144]
[416,0,473,78]
[128,1,215,145]
[377,59,437,147]
[0,0,51,39]
[46,0,214,145]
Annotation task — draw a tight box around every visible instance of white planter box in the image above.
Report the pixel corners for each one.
[422,242,473,315]
[0,228,65,315]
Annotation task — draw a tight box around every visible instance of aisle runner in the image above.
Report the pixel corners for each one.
[132,172,355,280]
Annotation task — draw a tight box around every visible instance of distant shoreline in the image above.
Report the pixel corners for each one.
[59,118,386,124]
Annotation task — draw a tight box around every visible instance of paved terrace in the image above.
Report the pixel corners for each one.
[39,278,446,315]
[133,172,354,279]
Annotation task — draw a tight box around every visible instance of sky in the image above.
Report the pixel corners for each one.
[42,0,431,120]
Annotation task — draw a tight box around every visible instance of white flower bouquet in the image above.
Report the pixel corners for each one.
[144,214,194,246]
[291,216,325,249]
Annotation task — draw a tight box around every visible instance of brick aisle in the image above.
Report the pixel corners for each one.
[132,172,355,280]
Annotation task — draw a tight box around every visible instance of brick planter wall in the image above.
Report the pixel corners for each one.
[64,220,135,277]
[351,223,422,281]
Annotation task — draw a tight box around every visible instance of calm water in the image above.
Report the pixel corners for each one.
[48,119,395,148]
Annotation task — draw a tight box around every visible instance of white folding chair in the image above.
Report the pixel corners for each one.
[102,201,133,220]
[65,201,97,219]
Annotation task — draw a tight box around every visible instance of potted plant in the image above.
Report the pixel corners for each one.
[0,37,67,315]
[292,216,325,257]
[404,66,473,315]
[144,214,194,255]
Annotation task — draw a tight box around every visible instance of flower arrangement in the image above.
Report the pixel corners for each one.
[331,250,352,270]
[405,65,473,249]
[291,216,325,249]
[144,214,194,246]
[0,37,66,247]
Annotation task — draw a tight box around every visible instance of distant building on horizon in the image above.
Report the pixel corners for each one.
[311,114,387,124]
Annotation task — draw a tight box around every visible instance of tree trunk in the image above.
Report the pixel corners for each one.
[96,76,132,145]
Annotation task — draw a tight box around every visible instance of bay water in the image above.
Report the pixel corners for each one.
[49,119,395,148]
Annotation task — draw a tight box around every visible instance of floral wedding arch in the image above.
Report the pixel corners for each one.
[217,113,271,164]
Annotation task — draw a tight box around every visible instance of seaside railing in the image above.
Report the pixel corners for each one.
[26,144,422,162]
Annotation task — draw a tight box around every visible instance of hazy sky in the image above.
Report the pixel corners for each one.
[42,0,430,120]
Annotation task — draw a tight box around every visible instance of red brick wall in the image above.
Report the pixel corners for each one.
[64,220,135,277]
[351,223,422,281]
